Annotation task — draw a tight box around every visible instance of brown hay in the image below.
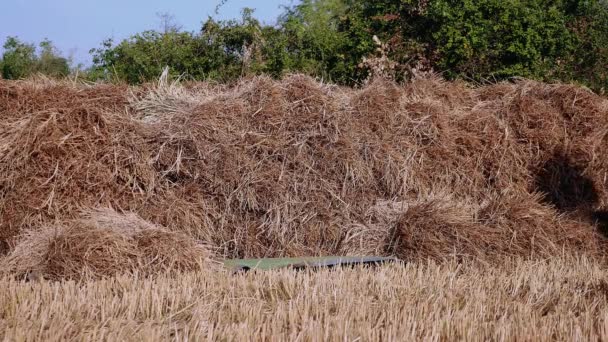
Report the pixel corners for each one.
[1,208,210,281]
[1,74,608,279]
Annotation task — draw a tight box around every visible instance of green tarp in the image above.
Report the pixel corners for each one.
[224,256,398,272]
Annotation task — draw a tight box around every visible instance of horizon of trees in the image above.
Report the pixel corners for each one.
[0,37,70,80]
[1,0,607,93]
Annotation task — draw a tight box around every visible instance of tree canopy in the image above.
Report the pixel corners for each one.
[2,0,607,92]
[1,37,70,79]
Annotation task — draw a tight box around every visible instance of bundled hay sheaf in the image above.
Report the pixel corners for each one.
[1,208,211,280]
[1,74,607,278]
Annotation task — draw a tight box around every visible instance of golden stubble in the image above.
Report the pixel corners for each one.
[2,257,608,341]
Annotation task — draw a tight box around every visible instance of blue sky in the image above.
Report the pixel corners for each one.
[0,0,290,65]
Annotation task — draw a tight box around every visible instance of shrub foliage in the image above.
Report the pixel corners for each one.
[2,0,607,91]
[1,37,70,79]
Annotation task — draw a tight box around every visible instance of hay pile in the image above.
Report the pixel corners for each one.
[1,208,211,281]
[1,74,607,279]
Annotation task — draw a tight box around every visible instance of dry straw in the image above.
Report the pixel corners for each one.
[0,208,211,281]
[1,73,607,279]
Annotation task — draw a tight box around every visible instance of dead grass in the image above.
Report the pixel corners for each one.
[1,257,608,341]
[0,209,212,281]
[1,75,608,340]
[1,74,608,279]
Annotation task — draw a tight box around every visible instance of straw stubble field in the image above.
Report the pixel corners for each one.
[2,258,608,340]
[1,74,608,340]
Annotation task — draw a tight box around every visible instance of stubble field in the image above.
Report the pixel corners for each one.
[1,74,608,340]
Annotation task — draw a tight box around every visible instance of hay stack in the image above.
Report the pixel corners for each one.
[1,208,210,281]
[1,74,608,279]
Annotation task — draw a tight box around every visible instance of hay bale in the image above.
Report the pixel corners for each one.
[1,209,211,281]
[1,74,607,270]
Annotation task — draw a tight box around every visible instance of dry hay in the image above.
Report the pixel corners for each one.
[1,208,211,281]
[1,74,608,279]
[4,257,608,341]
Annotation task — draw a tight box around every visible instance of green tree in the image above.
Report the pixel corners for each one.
[279,0,352,82]
[90,9,273,83]
[338,0,608,89]
[90,31,203,84]
[427,0,574,80]
[36,39,70,77]
[2,37,36,79]
[86,0,608,90]
[200,8,266,78]
[563,0,608,92]
[1,37,70,79]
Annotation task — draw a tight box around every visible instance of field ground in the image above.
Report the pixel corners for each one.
[2,75,608,340]
[2,257,608,341]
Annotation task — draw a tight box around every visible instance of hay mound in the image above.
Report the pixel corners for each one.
[340,192,601,261]
[1,74,608,278]
[1,209,211,280]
